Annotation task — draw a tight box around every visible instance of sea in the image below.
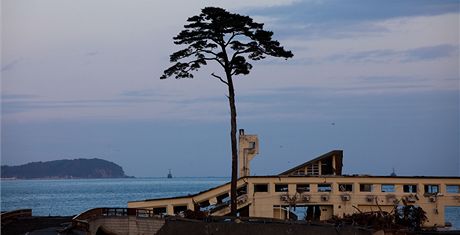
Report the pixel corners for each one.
[1,177,459,229]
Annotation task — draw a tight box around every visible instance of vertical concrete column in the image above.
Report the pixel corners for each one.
[331,182,339,193]
[269,182,275,194]
[417,183,424,196]
[435,205,445,226]
[247,182,254,196]
[310,184,318,194]
[332,155,336,175]
[440,183,446,194]
[288,184,296,195]
[353,182,359,194]
[318,160,322,175]
[374,184,381,193]
[166,205,174,215]
[238,130,259,177]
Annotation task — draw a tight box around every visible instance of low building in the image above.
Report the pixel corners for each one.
[128,130,460,228]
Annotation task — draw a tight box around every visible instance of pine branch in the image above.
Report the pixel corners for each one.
[211,73,228,85]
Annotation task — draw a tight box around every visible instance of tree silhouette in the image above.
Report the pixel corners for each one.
[161,7,293,215]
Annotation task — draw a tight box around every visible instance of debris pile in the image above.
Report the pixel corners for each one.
[328,205,427,231]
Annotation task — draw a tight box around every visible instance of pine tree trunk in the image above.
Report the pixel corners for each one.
[227,75,238,216]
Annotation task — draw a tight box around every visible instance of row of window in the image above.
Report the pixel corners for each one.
[253,183,460,194]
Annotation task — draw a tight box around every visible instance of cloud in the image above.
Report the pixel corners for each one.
[85,51,99,57]
[1,97,162,115]
[120,89,171,98]
[2,94,39,100]
[120,88,229,105]
[333,44,458,63]
[249,0,458,24]
[403,44,459,62]
[284,44,459,65]
[2,1,458,124]
[1,59,22,72]
[246,0,459,39]
[1,91,229,122]
[236,85,459,122]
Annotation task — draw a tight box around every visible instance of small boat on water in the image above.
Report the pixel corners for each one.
[167,169,172,179]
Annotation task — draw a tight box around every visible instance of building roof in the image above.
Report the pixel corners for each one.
[278,150,343,176]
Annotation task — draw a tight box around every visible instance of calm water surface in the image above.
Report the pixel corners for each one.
[1,177,228,216]
[1,177,459,229]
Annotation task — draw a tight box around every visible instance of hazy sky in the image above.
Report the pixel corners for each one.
[2,0,459,177]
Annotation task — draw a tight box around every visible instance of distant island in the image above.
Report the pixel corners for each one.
[1,158,132,179]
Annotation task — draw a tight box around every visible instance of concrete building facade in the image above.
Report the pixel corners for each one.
[128,130,460,228]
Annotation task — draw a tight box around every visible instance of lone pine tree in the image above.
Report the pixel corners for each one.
[161,7,293,215]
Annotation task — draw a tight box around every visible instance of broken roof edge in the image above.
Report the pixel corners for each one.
[129,178,241,203]
[278,149,343,176]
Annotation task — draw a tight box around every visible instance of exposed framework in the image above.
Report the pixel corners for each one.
[278,150,343,176]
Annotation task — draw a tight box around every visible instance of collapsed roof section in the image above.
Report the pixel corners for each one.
[279,150,343,176]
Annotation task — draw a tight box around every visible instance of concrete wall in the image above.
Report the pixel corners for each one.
[1,216,72,235]
[128,176,460,227]
[155,219,373,235]
[246,177,460,226]
[88,216,165,235]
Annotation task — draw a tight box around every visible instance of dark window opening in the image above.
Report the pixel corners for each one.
[305,205,322,221]
[360,184,373,192]
[339,184,353,192]
[173,205,188,214]
[424,185,439,194]
[237,185,247,196]
[296,184,310,193]
[403,184,417,193]
[198,200,211,211]
[254,184,269,192]
[321,158,334,175]
[381,184,395,192]
[153,207,166,215]
[275,184,289,192]
[199,200,210,208]
[216,193,229,204]
[318,184,332,192]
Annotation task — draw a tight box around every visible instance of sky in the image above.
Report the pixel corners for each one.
[1,0,459,177]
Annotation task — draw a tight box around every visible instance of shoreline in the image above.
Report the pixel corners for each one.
[0,176,231,181]
[0,176,135,180]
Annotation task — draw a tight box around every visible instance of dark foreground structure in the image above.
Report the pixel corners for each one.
[155,217,373,235]
[1,209,74,235]
[2,208,460,235]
